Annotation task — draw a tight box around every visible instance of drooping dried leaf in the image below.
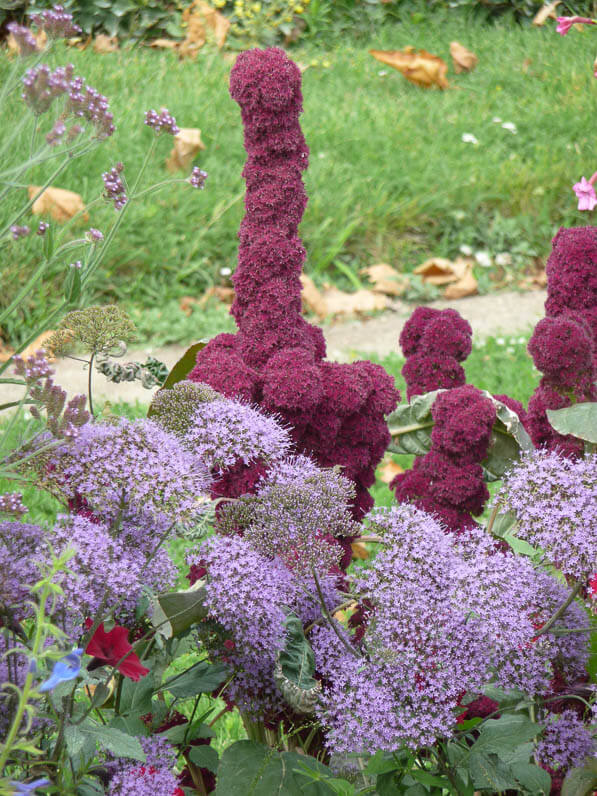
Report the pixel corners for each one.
[198,286,235,308]
[28,185,87,223]
[350,542,369,560]
[379,457,403,484]
[166,128,206,172]
[449,41,478,73]
[19,330,57,361]
[149,38,180,49]
[0,339,15,363]
[179,0,230,59]
[443,263,478,299]
[370,47,449,89]
[360,263,408,297]
[321,286,389,317]
[93,34,118,53]
[7,28,47,56]
[413,256,472,285]
[532,0,560,25]
[300,274,328,318]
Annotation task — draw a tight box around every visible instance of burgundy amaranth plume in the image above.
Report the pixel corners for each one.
[189,47,399,518]
[526,227,597,457]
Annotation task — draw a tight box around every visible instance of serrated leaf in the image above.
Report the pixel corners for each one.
[469,750,519,791]
[547,403,597,444]
[189,744,219,772]
[64,724,87,756]
[148,341,208,413]
[386,390,443,456]
[162,659,228,698]
[119,673,154,715]
[81,724,145,761]
[473,714,541,758]
[562,758,597,796]
[110,714,149,737]
[151,582,209,637]
[511,761,551,794]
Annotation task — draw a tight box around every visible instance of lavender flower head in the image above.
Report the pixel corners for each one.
[144,108,179,136]
[10,225,30,240]
[0,521,45,622]
[22,63,74,115]
[0,492,27,518]
[102,162,127,210]
[36,222,49,236]
[13,349,53,384]
[189,166,208,189]
[108,734,180,796]
[498,450,597,579]
[30,5,81,39]
[185,397,291,472]
[47,514,177,629]
[7,22,38,56]
[535,710,595,773]
[46,418,211,527]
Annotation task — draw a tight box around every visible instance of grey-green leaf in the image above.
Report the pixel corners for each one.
[547,403,597,444]
[562,758,597,796]
[163,660,229,698]
[81,724,145,761]
[274,611,320,714]
[151,582,209,637]
[189,744,219,772]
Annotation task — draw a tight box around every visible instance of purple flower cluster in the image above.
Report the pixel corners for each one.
[29,382,89,439]
[10,224,30,240]
[48,514,177,630]
[7,22,38,56]
[189,48,399,523]
[102,162,127,210]
[22,63,74,115]
[46,419,211,527]
[0,520,45,621]
[392,385,495,532]
[189,166,208,189]
[108,734,181,796]
[0,492,27,517]
[526,227,597,456]
[399,307,472,400]
[45,118,65,146]
[498,450,597,579]
[144,108,179,136]
[185,397,291,473]
[535,710,595,773]
[65,75,114,139]
[30,4,81,38]
[36,221,49,236]
[13,349,53,383]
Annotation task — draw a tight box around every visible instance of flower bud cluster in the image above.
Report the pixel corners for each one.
[526,227,597,456]
[391,385,495,532]
[102,162,127,210]
[13,349,53,383]
[0,492,27,517]
[10,224,30,240]
[144,108,180,136]
[399,307,472,400]
[189,48,399,522]
[28,379,89,439]
[149,380,221,437]
[36,221,49,236]
[30,4,81,38]
[6,22,38,56]
[22,63,74,115]
[189,166,208,189]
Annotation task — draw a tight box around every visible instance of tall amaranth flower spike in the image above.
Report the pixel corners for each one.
[188,48,399,522]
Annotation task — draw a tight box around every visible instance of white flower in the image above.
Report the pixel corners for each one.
[492,116,502,123]
[220,267,232,276]
[459,244,473,256]
[474,250,492,268]
[496,337,506,345]
[461,133,479,145]
[501,122,517,134]
[378,70,387,76]
[495,252,512,267]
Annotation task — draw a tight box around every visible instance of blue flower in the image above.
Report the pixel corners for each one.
[10,778,51,794]
[38,648,83,692]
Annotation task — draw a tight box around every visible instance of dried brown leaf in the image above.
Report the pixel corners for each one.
[92,34,118,53]
[360,263,408,296]
[0,339,15,363]
[149,38,180,49]
[20,330,57,361]
[413,256,471,285]
[350,542,369,560]
[28,185,87,223]
[449,41,478,73]
[443,263,478,299]
[321,286,389,317]
[196,285,235,309]
[179,0,230,59]
[166,128,206,172]
[370,47,449,89]
[300,274,328,318]
[379,457,403,484]
[7,28,47,56]
[532,0,560,25]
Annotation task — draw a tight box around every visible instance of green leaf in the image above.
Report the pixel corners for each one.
[490,509,518,537]
[274,611,320,714]
[64,266,81,304]
[89,682,112,709]
[410,769,454,788]
[473,714,541,758]
[148,341,208,411]
[151,582,209,637]
[386,389,442,456]
[189,744,219,773]
[119,673,155,715]
[469,750,519,791]
[511,762,551,794]
[547,403,597,444]
[110,714,149,737]
[162,660,228,698]
[64,724,87,757]
[562,758,597,796]
[81,723,145,761]
[215,740,335,795]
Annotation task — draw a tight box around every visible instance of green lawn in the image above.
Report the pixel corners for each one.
[1,13,594,345]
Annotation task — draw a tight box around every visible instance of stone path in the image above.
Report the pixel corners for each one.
[1,289,547,407]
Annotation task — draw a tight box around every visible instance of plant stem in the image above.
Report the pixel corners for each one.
[311,566,359,658]
[87,354,95,417]
[535,581,583,637]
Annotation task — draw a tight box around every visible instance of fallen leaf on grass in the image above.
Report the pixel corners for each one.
[149,38,180,50]
[414,256,477,298]
[443,263,477,299]
[181,286,235,315]
[300,274,328,318]
[0,339,15,363]
[449,41,478,73]
[166,128,206,172]
[379,457,403,484]
[360,263,409,297]
[370,47,449,89]
[28,185,87,223]
[7,28,47,56]
[93,34,118,53]
[179,0,230,59]
[300,275,390,318]
[532,0,560,25]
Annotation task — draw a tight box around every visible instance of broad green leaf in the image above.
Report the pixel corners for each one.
[386,390,443,456]
[189,744,219,773]
[110,714,148,737]
[162,660,229,698]
[547,403,597,444]
[81,723,145,761]
[562,758,597,796]
[490,509,518,537]
[215,740,335,795]
[64,724,87,756]
[148,340,208,414]
[511,762,551,794]
[151,582,209,637]
[119,673,155,715]
[473,714,541,757]
[410,769,454,788]
[274,611,320,714]
[469,750,519,791]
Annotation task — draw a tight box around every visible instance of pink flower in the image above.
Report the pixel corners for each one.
[572,174,597,210]
[556,16,596,35]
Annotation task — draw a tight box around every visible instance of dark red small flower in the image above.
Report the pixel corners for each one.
[84,620,149,681]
